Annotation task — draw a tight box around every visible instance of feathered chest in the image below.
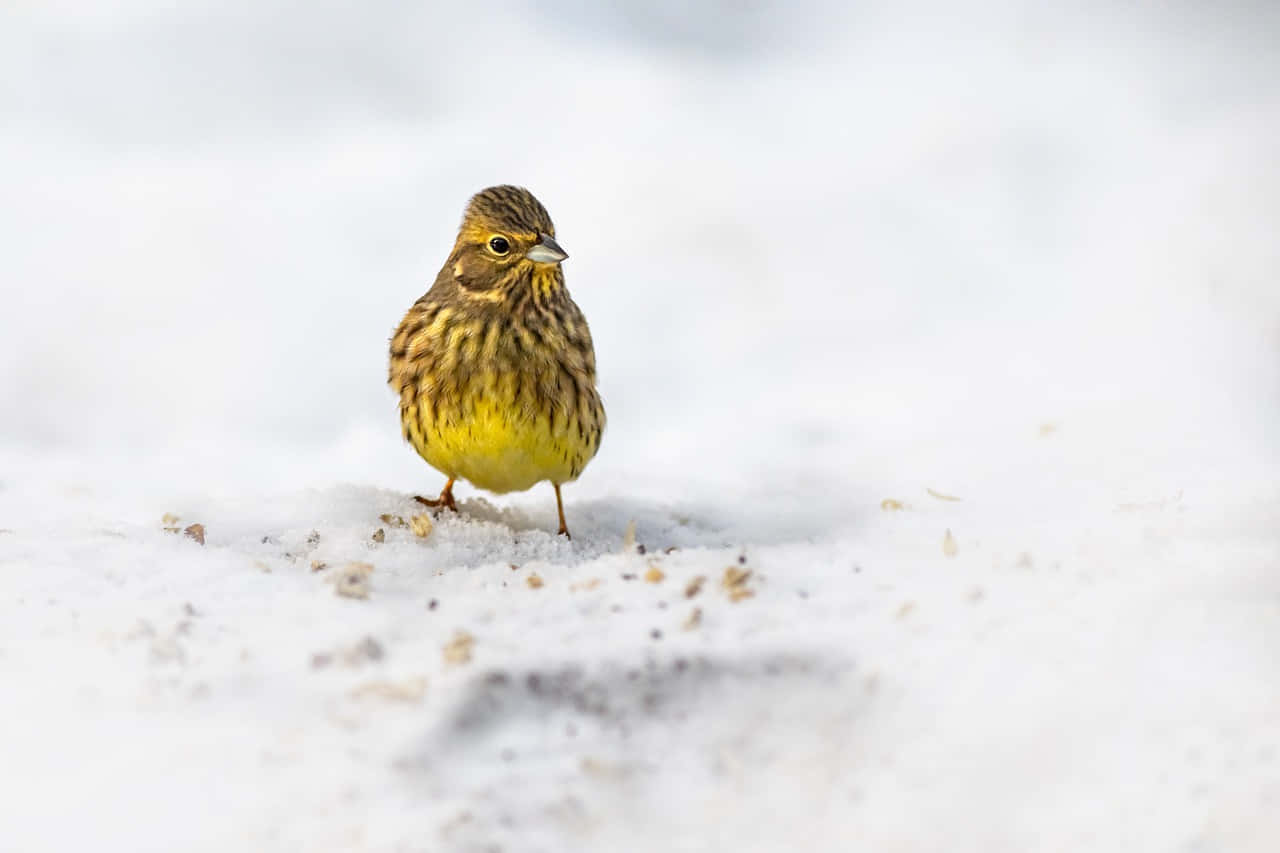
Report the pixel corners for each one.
[389,290,603,436]
[388,290,605,491]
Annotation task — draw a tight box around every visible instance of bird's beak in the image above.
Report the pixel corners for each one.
[526,234,568,264]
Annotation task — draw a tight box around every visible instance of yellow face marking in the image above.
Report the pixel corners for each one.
[458,288,507,303]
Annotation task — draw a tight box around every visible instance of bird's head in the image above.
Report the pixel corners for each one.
[450,185,567,294]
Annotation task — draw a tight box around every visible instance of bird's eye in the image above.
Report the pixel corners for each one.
[488,236,510,255]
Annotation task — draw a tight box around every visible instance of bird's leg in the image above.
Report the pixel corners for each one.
[414,477,458,512]
[554,483,571,539]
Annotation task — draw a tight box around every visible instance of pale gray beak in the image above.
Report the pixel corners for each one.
[526,233,568,264]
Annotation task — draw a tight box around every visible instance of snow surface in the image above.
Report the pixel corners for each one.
[2,1,1278,851]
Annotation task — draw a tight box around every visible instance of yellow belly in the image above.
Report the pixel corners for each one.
[405,389,592,494]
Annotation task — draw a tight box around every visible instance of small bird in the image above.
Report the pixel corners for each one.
[388,186,605,538]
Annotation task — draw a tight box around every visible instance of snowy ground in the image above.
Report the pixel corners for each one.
[2,1,1279,851]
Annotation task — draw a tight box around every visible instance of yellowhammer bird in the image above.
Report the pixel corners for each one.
[388,186,605,538]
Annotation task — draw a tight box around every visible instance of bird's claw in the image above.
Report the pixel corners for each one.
[414,481,458,513]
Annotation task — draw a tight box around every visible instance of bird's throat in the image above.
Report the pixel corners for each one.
[530,265,564,303]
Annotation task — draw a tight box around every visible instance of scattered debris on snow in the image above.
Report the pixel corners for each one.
[721,567,755,602]
[182,523,206,545]
[312,635,384,669]
[409,513,433,538]
[332,562,374,599]
[942,529,959,557]
[348,677,427,703]
[443,630,474,665]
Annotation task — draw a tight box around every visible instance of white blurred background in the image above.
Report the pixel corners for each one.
[2,0,1277,511]
[3,4,1280,851]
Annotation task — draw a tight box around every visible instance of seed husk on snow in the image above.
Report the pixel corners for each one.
[333,562,374,599]
[348,677,427,703]
[443,630,474,665]
[942,529,959,557]
[721,567,755,602]
[409,514,433,538]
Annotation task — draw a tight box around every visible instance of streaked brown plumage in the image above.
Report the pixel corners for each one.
[388,186,605,537]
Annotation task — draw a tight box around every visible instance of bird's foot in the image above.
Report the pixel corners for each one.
[414,478,458,513]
